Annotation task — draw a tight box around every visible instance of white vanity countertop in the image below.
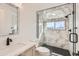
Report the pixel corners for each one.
[0,41,36,56]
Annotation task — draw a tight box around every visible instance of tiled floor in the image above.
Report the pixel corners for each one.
[42,44,71,56]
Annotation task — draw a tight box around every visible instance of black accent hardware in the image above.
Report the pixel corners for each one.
[69,33,78,43]
[6,37,12,46]
[68,29,71,32]
[65,16,68,18]
[74,27,77,29]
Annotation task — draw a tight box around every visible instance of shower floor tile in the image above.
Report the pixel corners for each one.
[42,44,71,56]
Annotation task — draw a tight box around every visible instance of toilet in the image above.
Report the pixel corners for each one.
[36,47,50,56]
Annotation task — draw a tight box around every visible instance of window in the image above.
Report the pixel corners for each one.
[55,21,65,29]
[47,22,54,29]
[46,21,65,30]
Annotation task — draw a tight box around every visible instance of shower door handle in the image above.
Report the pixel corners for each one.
[69,33,78,43]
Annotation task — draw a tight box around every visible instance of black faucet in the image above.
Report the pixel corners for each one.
[6,37,12,46]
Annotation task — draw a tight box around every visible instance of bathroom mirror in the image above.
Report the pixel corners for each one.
[0,3,18,35]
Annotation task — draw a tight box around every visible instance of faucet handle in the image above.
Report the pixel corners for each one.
[10,39,12,42]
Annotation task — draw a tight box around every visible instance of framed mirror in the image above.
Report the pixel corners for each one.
[0,3,18,35]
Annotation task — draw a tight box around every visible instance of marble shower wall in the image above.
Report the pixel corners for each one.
[43,19,70,50]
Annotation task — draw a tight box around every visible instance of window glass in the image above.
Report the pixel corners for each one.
[46,20,65,30]
[47,22,54,29]
[55,21,65,29]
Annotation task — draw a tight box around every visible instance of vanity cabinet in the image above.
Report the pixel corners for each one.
[19,46,36,56]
